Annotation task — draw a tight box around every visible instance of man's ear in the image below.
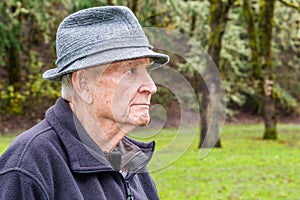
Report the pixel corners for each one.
[72,70,93,104]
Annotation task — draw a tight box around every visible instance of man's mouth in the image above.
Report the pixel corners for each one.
[131,103,151,108]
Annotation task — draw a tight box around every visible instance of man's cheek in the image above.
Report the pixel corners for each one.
[112,93,130,113]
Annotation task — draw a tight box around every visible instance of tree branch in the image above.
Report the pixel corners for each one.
[278,0,300,12]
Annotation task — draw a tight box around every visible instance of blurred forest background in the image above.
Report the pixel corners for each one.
[0,0,299,139]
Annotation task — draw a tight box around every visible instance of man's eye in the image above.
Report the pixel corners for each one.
[128,68,137,74]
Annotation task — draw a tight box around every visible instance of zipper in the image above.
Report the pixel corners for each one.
[75,169,133,199]
[124,179,133,200]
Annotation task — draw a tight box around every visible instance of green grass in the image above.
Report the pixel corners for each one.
[0,135,15,155]
[1,124,300,199]
[147,124,300,200]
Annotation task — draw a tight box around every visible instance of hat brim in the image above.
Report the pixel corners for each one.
[43,47,169,82]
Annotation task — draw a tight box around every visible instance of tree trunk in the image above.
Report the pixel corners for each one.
[107,0,113,5]
[263,93,277,139]
[189,10,197,38]
[243,0,277,140]
[198,0,233,148]
[7,41,21,92]
[127,0,139,15]
[2,6,23,115]
[199,85,222,148]
[5,45,22,115]
[258,0,277,139]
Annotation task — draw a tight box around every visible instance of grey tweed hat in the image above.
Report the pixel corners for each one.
[43,6,169,81]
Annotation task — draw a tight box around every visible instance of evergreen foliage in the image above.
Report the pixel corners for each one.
[0,0,299,124]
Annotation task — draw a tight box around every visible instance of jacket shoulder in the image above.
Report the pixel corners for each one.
[0,119,70,199]
[0,119,64,171]
[0,167,49,199]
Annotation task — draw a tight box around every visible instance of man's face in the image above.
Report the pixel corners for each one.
[92,57,157,128]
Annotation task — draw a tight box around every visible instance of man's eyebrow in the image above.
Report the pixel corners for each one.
[127,60,154,68]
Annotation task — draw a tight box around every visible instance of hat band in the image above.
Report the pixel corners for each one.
[56,36,152,72]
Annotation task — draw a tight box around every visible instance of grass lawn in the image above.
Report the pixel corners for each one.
[0,135,15,155]
[149,124,300,200]
[1,124,299,199]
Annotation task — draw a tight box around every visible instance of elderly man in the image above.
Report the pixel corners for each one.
[0,6,169,200]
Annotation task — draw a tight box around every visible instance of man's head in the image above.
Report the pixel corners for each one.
[43,6,169,81]
[43,6,169,129]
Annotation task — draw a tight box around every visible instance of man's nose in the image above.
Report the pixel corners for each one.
[138,74,157,95]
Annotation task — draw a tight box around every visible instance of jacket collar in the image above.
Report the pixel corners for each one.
[45,98,155,173]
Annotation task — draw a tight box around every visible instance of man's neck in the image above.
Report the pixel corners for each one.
[69,101,134,152]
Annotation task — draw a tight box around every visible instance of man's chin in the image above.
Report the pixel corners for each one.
[132,115,151,127]
[117,113,150,131]
[137,121,149,127]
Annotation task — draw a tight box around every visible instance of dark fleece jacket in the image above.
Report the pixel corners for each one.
[0,98,159,200]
